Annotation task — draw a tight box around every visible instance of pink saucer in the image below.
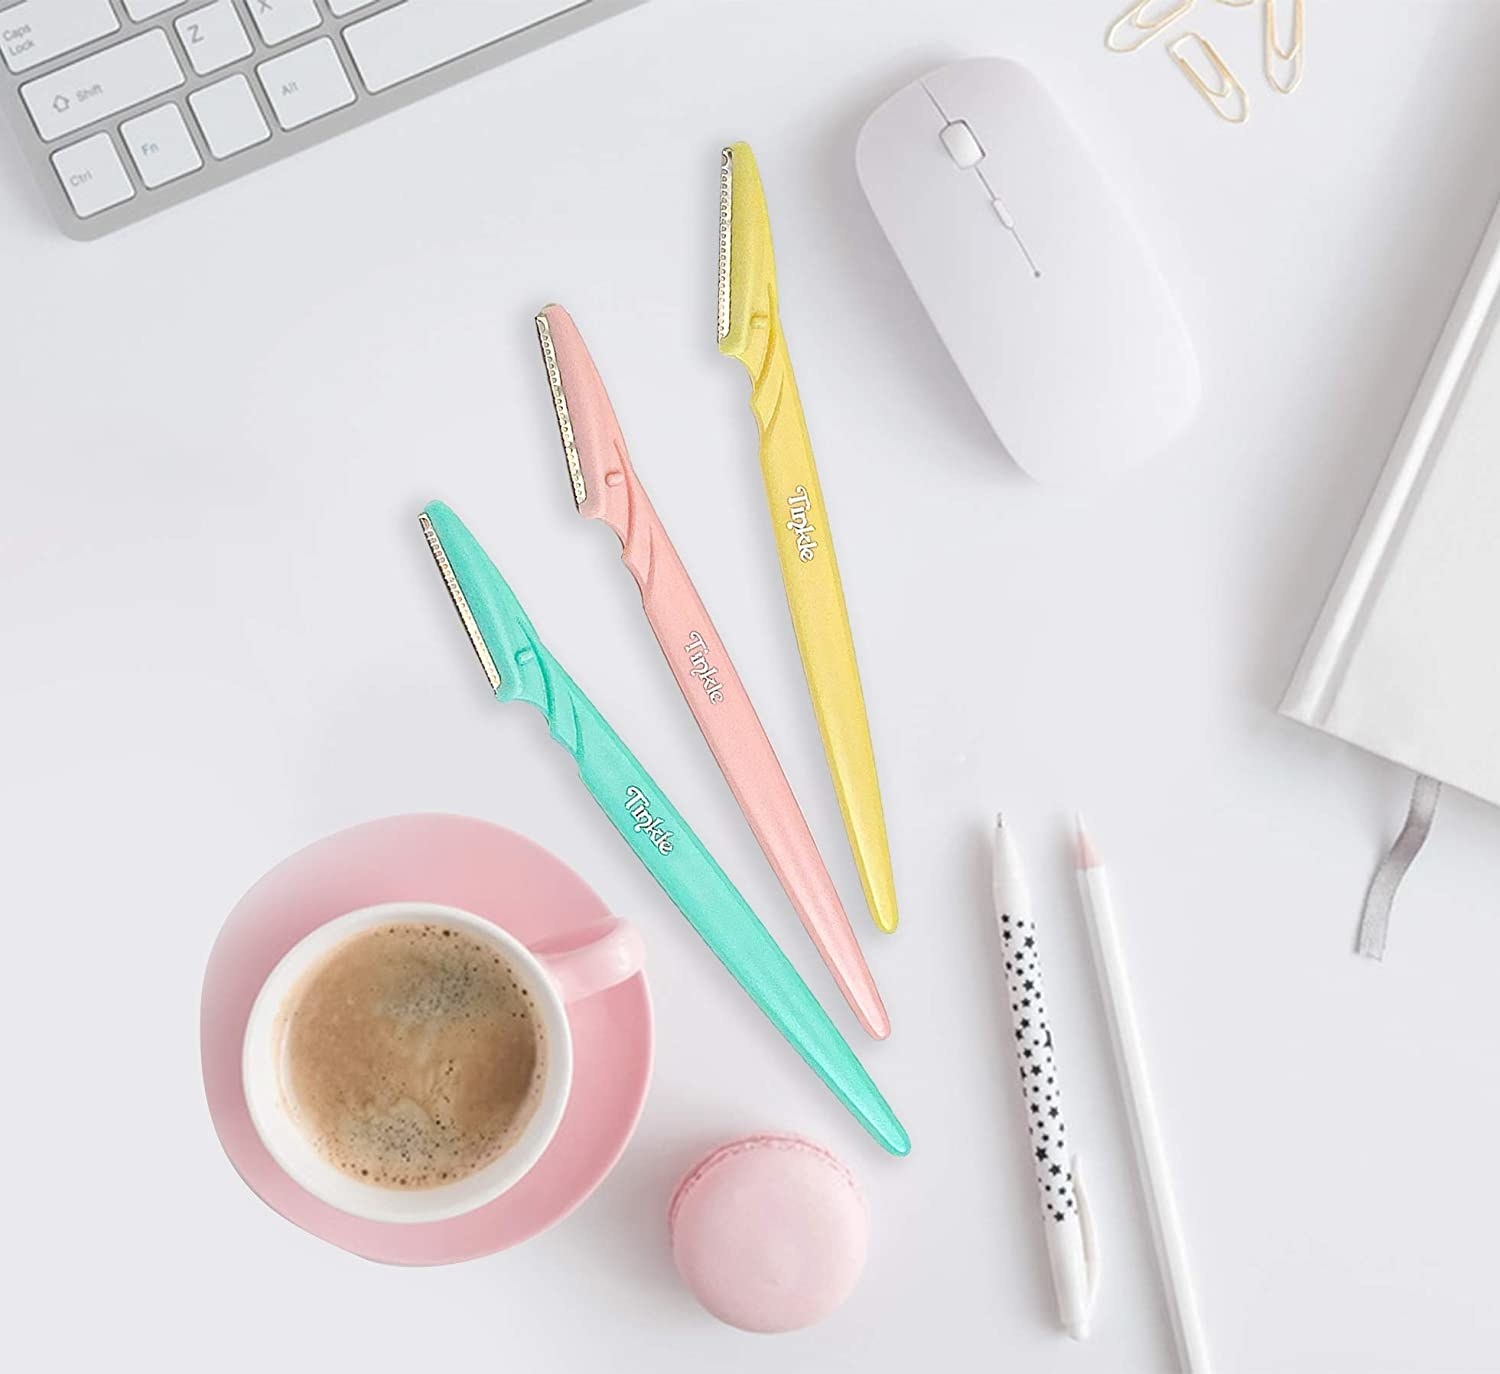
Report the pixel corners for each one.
[200,813,653,1265]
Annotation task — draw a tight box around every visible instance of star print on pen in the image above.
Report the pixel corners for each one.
[992,816,1082,1240]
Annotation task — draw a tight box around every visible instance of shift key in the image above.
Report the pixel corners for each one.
[22,31,185,142]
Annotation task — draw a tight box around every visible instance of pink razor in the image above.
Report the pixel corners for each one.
[534,304,890,1039]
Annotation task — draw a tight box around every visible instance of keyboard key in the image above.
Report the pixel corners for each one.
[245,0,321,46]
[257,38,354,130]
[51,132,134,218]
[1,0,118,76]
[344,0,577,94]
[175,1,252,77]
[327,0,379,13]
[21,30,184,142]
[123,1,189,17]
[121,103,202,188]
[189,74,269,158]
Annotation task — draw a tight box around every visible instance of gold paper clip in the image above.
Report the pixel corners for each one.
[1265,0,1305,94]
[1168,33,1249,123]
[1106,0,1196,54]
[1215,0,1254,7]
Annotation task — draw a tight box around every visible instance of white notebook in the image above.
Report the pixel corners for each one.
[1282,194,1500,810]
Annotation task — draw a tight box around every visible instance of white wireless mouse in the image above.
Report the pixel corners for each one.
[855,59,1199,482]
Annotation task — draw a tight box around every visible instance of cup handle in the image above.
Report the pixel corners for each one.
[536,921,645,1005]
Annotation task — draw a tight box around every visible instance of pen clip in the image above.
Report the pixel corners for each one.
[1071,1154,1102,1308]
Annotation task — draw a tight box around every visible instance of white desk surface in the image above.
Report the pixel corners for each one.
[5,2,1500,1370]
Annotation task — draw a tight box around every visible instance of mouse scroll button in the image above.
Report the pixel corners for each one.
[939,120,984,168]
[991,197,1015,229]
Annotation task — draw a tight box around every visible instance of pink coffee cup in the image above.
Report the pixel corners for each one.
[241,900,643,1225]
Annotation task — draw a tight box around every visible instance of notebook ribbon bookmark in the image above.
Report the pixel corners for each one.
[1357,774,1441,961]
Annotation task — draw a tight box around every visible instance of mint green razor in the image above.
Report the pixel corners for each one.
[418,502,909,1156]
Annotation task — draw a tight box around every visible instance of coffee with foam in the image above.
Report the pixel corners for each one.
[282,922,547,1190]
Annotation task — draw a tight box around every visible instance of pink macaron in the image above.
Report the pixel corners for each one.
[668,1133,869,1333]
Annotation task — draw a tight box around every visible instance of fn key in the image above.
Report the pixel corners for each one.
[257,38,355,130]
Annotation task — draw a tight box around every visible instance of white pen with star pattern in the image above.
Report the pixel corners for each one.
[991,815,1099,1341]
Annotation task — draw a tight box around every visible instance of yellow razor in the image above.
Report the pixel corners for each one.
[717,142,899,934]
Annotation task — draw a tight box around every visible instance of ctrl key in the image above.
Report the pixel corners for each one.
[51,133,135,219]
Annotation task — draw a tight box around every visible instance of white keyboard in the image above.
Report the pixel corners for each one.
[0,0,645,238]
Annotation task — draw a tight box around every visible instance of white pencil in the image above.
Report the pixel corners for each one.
[1075,816,1212,1374]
